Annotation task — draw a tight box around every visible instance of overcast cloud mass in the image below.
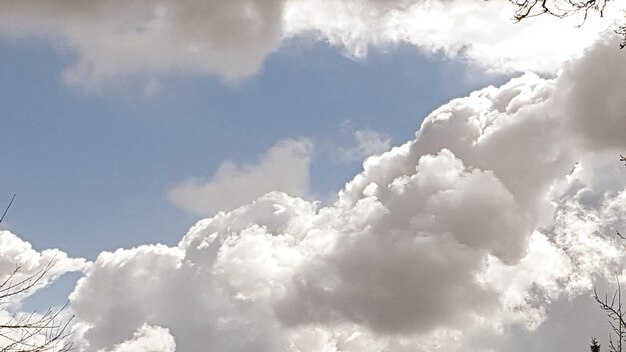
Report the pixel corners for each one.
[2,0,626,351]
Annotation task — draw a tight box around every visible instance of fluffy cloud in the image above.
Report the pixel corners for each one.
[40,36,624,352]
[102,324,176,352]
[0,0,623,86]
[0,0,285,86]
[554,36,626,150]
[0,231,88,302]
[3,32,626,351]
[169,139,313,215]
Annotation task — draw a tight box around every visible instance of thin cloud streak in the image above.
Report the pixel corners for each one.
[336,129,392,162]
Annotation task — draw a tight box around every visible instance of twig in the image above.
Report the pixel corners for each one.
[0,194,16,225]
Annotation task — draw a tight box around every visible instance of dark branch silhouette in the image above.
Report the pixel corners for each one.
[593,155,626,351]
[0,195,15,225]
[0,260,73,352]
[507,0,626,48]
[591,337,602,352]
[594,277,626,352]
[509,0,610,22]
[0,194,73,351]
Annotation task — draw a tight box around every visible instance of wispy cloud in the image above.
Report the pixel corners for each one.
[336,128,391,161]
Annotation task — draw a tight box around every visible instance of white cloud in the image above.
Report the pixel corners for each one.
[0,0,286,87]
[284,0,624,74]
[4,34,626,352]
[103,324,176,352]
[169,139,313,216]
[0,0,623,86]
[337,129,391,161]
[0,231,88,302]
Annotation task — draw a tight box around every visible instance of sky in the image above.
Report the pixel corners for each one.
[1,0,626,351]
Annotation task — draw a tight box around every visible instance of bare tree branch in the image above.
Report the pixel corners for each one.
[510,0,610,21]
[591,155,626,351]
[0,261,73,352]
[507,0,626,48]
[0,195,15,225]
[594,276,626,352]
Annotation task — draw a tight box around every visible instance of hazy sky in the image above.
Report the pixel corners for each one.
[1,1,626,351]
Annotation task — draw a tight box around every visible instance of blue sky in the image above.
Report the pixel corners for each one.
[0,37,509,259]
[1,1,626,351]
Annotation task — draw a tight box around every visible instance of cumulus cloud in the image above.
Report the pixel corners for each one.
[38,36,624,352]
[103,324,176,352]
[4,34,626,351]
[0,0,623,86]
[554,36,626,150]
[0,231,88,302]
[169,139,313,215]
